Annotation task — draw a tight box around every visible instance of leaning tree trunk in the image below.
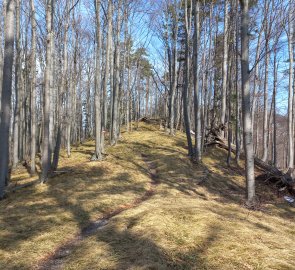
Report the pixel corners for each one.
[0,0,15,198]
[240,0,256,206]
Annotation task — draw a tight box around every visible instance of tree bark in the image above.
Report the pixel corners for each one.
[287,8,294,172]
[262,29,269,162]
[102,0,113,151]
[221,0,229,136]
[12,0,20,167]
[111,0,122,146]
[0,0,15,198]
[183,0,193,156]
[94,0,102,160]
[193,0,201,162]
[240,0,256,206]
[40,0,53,183]
[30,0,36,175]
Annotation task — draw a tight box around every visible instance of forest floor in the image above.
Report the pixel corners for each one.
[1,123,295,270]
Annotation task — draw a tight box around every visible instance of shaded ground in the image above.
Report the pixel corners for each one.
[1,123,295,269]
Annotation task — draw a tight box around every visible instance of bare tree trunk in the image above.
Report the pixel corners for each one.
[146,77,149,116]
[40,0,53,183]
[126,50,131,132]
[169,1,178,135]
[261,30,269,162]
[111,0,122,146]
[251,29,262,134]
[183,0,193,156]
[30,0,36,175]
[221,0,229,135]
[240,0,255,206]
[287,8,294,172]
[93,0,102,160]
[235,0,241,163]
[0,0,15,198]
[227,54,233,166]
[12,0,20,167]
[0,1,5,115]
[102,0,113,151]
[193,0,201,162]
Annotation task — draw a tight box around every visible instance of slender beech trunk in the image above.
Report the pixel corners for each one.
[102,0,113,151]
[183,0,193,156]
[262,31,269,162]
[251,29,262,134]
[111,0,122,145]
[40,0,53,183]
[30,0,36,174]
[0,1,5,115]
[0,0,15,198]
[193,0,201,161]
[169,1,178,135]
[272,52,277,166]
[221,0,229,134]
[227,55,233,166]
[287,9,294,172]
[12,0,20,167]
[94,0,102,159]
[240,0,255,205]
[235,0,241,163]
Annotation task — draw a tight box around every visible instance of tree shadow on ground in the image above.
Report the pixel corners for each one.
[0,146,151,269]
[87,217,221,270]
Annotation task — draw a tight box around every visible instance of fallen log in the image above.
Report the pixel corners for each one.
[205,127,295,195]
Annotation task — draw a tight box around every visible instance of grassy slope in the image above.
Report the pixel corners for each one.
[1,123,295,269]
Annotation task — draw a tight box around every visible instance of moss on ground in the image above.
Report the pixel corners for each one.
[1,123,295,269]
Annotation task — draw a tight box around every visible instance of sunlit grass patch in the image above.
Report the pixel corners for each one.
[1,122,295,269]
[0,127,152,269]
[61,123,295,270]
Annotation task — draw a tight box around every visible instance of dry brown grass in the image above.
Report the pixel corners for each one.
[1,123,295,269]
[0,136,151,269]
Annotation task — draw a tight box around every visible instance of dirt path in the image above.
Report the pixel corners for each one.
[37,153,159,270]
